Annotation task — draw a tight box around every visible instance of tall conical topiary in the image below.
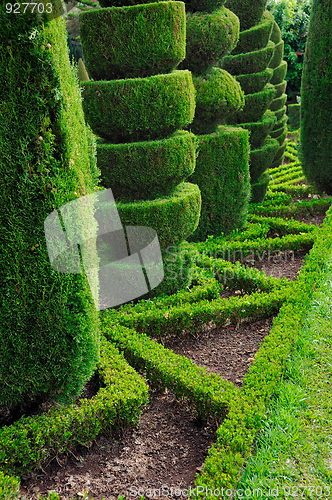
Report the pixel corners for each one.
[79,0,201,296]
[0,6,100,411]
[178,0,251,241]
[220,1,288,202]
[300,0,332,194]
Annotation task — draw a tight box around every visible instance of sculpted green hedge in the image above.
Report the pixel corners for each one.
[80,1,186,80]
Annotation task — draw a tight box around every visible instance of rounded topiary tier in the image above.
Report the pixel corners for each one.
[220,1,288,202]
[80,1,201,297]
[268,20,289,169]
[179,0,251,239]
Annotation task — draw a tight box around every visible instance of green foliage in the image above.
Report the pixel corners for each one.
[288,102,301,129]
[235,67,273,95]
[233,83,276,124]
[274,103,287,120]
[221,40,275,76]
[270,59,287,84]
[191,68,245,134]
[0,471,20,500]
[77,57,90,82]
[96,131,197,201]
[274,78,287,98]
[81,70,196,143]
[239,109,277,149]
[268,39,284,68]
[188,126,250,240]
[225,0,269,30]
[0,337,148,476]
[232,11,274,55]
[250,137,280,183]
[267,0,311,99]
[251,170,270,202]
[98,0,227,11]
[180,6,240,75]
[0,3,100,410]
[300,0,332,194]
[270,122,287,138]
[194,201,332,490]
[116,182,201,249]
[102,323,238,421]
[79,1,186,80]
[270,18,282,43]
[270,92,287,111]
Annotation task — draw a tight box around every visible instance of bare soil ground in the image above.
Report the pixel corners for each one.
[17,213,325,499]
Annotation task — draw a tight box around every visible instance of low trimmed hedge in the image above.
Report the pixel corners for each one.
[239,109,277,149]
[249,196,332,218]
[250,137,280,184]
[116,182,201,249]
[96,131,197,201]
[102,324,238,421]
[79,1,186,80]
[191,68,244,134]
[220,41,275,76]
[181,6,239,75]
[268,39,284,70]
[188,126,250,240]
[103,286,291,339]
[235,67,273,95]
[270,92,287,112]
[0,337,149,476]
[81,70,195,143]
[251,170,270,203]
[233,83,276,124]
[194,203,332,492]
[232,11,274,55]
[270,60,288,85]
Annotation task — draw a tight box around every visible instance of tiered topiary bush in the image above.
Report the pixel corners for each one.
[268,17,289,170]
[300,0,332,194]
[0,4,100,414]
[219,3,284,203]
[178,0,251,241]
[79,0,201,295]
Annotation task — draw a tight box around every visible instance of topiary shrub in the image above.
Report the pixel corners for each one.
[275,104,287,121]
[268,39,284,69]
[99,0,226,11]
[225,0,269,30]
[239,109,277,149]
[235,67,273,95]
[0,6,100,411]
[274,79,287,98]
[81,71,196,143]
[220,40,275,76]
[188,126,250,241]
[288,103,301,130]
[300,0,332,193]
[190,68,245,134]
[97,131,197,201]
[232,10,274,55]
[233,83,276,124]
[251,170,270,203]
[180,6,240,75]
[270,59,287,85]
[270,19,282,43]
[79,1,186,80]
[250,136,279,183]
